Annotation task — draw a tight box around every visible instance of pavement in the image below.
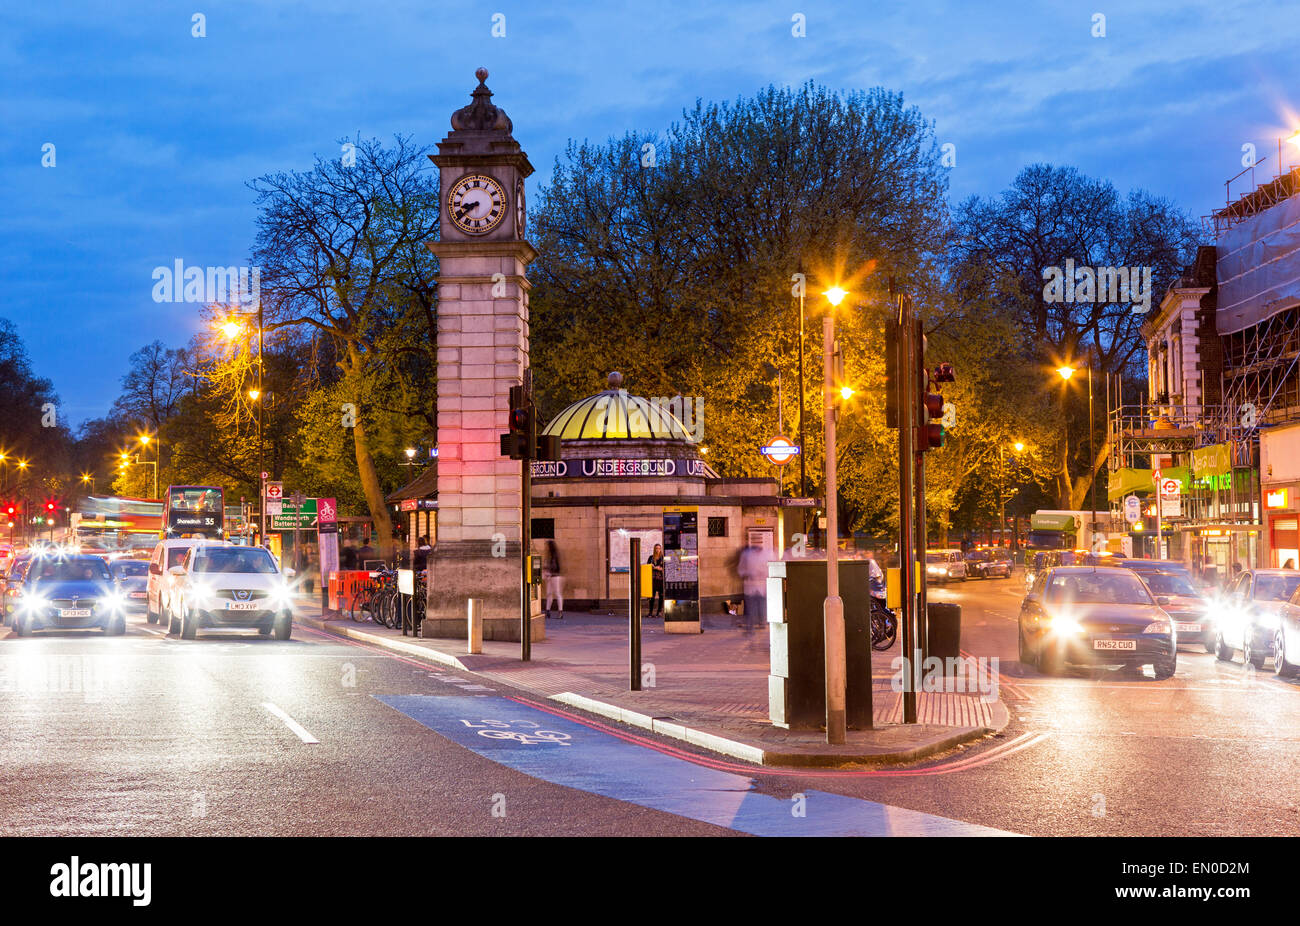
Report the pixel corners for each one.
[293,599,1009,767]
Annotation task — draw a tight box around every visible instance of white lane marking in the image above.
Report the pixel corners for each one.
[264,702,319,744]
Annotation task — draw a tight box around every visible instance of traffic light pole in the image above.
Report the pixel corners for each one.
[897,292,918,724]
[521,370,533,662]
[914,316,929,665]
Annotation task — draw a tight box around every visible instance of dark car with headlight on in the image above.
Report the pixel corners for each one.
[1018,566,1177,679]
[167,544,294,640]
[1139,570,1214,653]
[110,558,150,614]
[13,555,126,636]
[1213,568,1300,668]
[966,549,1012,579]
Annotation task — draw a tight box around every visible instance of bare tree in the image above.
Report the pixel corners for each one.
[247,135,438,556]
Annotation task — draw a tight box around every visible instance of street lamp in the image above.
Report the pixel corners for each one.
[219,312,265,541]
[1057,359,1098,550]
[1000,442,1028,552]
[822,284,848,746]
[81,473,95,494]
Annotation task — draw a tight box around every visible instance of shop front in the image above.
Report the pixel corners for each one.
[1261,423,1300,568]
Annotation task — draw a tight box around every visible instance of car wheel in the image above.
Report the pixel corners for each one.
[181,608,197,640]
[1017,628,1035,668]
[1274,632,1297,678]
[1244,634,1266,670]
[15,614,31,637]
[273,613,292,641]
[105,615,126,636]
[146,606,159,625]
[1214,631,1235,662]
[1152,653,1177,680]
[1203,636,1215,655]
[1038,643,1060,676]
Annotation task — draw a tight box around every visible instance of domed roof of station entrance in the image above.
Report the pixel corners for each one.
[542,372,698,442]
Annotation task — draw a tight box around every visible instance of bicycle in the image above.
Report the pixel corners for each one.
[870,596,898,651]
[361,569,400,627]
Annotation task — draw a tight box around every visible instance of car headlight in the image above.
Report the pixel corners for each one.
[20,593,49,613]
[104,590,127,612]
[268,584,294,611]
[1049,614,1084,635]
[1143,620,1172,634]
[190,584,216,609]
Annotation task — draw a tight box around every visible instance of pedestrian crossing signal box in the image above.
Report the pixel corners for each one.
[526,554,542,585]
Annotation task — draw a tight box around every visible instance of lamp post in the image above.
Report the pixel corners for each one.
[822,284,848,745]
[138,434,158,499]
[219,311,265,544]
[1057,360,1097,549]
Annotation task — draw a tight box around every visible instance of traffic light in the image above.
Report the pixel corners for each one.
[500,384,536,461]
[919,338,955,453]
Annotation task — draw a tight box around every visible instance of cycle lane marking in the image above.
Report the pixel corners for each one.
[374,694,1017,836]
[264,702,319,744]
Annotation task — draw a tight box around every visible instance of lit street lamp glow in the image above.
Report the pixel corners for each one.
[1056,365,1075,381]
[824,286,848,307]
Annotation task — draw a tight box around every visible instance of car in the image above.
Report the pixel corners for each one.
[3,551,40,624]
[1139,570,1215,652]
[110,558,150,613]
[145,538,226,625]
[1018,565,1177,679]
[11,554,127,636]
[167,544,295,640]
[965,549,1012,579]
[925,550,967,584]
[1270,583,1300,678]
[1211,568,1300,668]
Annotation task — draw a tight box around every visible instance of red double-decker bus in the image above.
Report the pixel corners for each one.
[163,485,225,539]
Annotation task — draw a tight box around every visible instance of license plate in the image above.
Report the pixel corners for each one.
[59,608,92,618]
[1093,639,1137,651]
[129,591,146,599]
[226,602,259,611]
[1175,622,1201,633]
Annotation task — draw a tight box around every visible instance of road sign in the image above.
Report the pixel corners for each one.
[779,497,820,507]
[760,436,800,465]
[265,481,283,501]
[270,498,317,531]
[1123,494,1141,524]
[1159,478,1181,518]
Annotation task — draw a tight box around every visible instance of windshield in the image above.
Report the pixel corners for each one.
[1045,571,1153,605]
[112,560,149,578]
[926,553,947,564]
[169,487,222,513]
[32,558,112,582]
[966,551,991,562]
[1144,573,1200,597]
[1254,574,1300,602]
[194,547,278,575]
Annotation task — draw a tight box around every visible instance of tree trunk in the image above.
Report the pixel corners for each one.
[1056,433,1072,509]
[351,413,395,561]
[345,345,395,560]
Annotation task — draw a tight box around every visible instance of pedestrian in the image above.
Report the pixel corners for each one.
[1230,561,1243,580]
[647,543,665,618]
[864,549,885,604]
[737,543,768,639]
[356,540,376,569]
[543,540,564,619]
[340,544,357,570]
[413,535,432,571]
[1285,558,1297,570]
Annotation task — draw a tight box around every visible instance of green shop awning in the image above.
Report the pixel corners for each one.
[1191,443,1231,478]
[1108,466,1191,502]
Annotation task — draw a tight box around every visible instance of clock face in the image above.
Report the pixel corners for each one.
[447,174,507,235]
[515,179,526,238]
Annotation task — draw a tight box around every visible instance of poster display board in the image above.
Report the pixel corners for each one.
[609,528,663,573]
[662,506,700,633]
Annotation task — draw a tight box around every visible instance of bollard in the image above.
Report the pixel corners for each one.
[467,598,483,655]
[629,537,642,690]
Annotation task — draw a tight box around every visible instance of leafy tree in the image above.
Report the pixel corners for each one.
[247,135,439,555]
[950,165,1200,509]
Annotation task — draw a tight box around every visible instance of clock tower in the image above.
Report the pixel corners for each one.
[423,68,542,642]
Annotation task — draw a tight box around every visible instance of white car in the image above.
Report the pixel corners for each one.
[925,550,968,584]
[167,544,295,640]
[146,538,226,625]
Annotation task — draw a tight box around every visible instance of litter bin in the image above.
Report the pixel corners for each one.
[927,602,962,660]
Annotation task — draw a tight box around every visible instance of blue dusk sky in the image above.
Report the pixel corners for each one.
[4,0,1299,425]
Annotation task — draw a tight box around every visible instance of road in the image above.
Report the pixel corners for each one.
[1,576,1297,836]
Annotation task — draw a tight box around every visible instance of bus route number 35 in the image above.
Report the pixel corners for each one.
[460,718,573,746]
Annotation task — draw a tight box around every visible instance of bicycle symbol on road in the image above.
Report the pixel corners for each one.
[460,718,573,746]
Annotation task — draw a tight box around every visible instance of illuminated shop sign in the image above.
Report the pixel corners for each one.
[1266,488,1290,509]
[531,459,712,479]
